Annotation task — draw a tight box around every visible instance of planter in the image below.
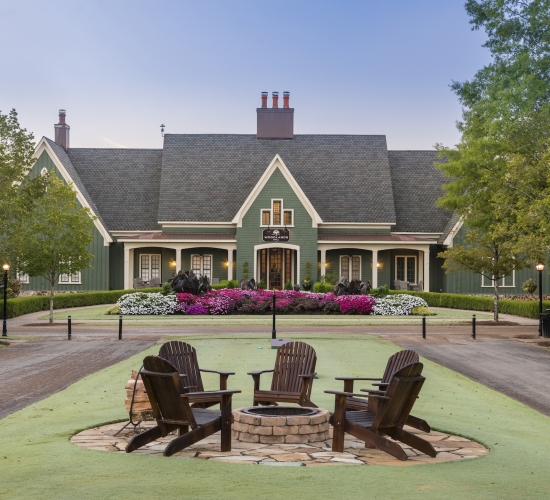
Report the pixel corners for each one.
[10,285,21,294]
[527,285,537,294]
[302,282,311,291]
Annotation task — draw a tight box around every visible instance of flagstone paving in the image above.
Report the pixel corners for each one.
[71,422,488,466]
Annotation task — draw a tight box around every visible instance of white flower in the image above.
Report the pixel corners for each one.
[117,292,177,315]
[372,294,428,315]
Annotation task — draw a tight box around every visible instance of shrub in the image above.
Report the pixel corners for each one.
[319,273,339,285]
[105,305,121,315]
[242,262,249,280]
[257,280,266,290]
[411,306,435,316]
[284,280,293,290]
[313,282,333,293]
[371,284,390,298]
[161,282,172,295]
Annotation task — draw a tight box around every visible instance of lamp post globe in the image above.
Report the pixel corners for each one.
[536,261,545,336]
[2,263,9,337]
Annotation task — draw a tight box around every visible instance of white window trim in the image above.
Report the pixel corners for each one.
[259,199,294,227]
[339,255,362,280]
[481,271,515,288]
[59,271,82,285]
[17,271,30,284]
[140,253,161,280]
[190,254,213,278]
[40,167,48,177]
[395,255,417,284]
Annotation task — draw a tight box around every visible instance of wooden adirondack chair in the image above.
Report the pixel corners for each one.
[248,341,317,407]
[126,356,240,456]
[326,362,436,461]
[158,341,235,409]
[335,349,430,432]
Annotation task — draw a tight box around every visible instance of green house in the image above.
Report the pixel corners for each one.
[20,95,538,295]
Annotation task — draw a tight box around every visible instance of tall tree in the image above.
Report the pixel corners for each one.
[436,0,550,319]
[17,174,96,323]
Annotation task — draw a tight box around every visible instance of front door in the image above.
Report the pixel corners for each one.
[259,248,294,290]
[269,249,283,290]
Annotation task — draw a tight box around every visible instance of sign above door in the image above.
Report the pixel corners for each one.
[262,228,290,243]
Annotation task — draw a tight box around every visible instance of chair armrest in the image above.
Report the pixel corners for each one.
[183,385,198,390]
[182,389,241,397]
[298,372,317,379]
[359,389,386,395]
[334,377,382,381]
[247,369,274,376]
[324,389,388,400]
[371,383,388,388]
[200,368,235,376]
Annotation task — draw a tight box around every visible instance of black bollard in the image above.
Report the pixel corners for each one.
[119,315,123,340]
[68,315,72,340]
[422,314,426,339]
[272,292,276,340]
[471,314,476,339]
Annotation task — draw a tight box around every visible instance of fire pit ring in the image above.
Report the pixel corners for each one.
[232,406,330,445]
[243,407,318,417]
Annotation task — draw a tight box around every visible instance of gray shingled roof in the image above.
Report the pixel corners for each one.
[45,138,111,232]
[67,148,163,231]
[158,135,396,224]
[437,212,461,244]
[388,151,452,233]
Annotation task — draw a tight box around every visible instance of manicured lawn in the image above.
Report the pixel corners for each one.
[1,334,548,499]
[41,305,494,325]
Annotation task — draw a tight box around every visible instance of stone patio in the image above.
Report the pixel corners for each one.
[71,422,488,466]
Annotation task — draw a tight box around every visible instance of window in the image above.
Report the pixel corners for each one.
[17,271,29,284]
[340,255,361,280]
[140,254,160,281]
[260,199,293,226]
[191,254,212,279]
[482,272,515,287]
[40,167,48,177]
[395,256,416,284]
[59,271,81,284]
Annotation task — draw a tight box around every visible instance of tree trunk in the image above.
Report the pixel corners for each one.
[493,278,499,322]
[49,282,54,324]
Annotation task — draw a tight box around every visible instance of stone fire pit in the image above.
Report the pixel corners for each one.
[232,406,330,444]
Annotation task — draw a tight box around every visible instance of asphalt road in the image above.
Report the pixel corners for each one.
[400,338,550,417]
[0,338,157,419]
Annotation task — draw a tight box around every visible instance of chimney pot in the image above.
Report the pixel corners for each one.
[54,109,70,151]
[272,92,279,109]
[283,91,290,109]
[261,92,268,108]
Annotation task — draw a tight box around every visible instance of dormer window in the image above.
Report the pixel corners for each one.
[260,199,293,227]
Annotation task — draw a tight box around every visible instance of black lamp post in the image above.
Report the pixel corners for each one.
[2,263,9,337]
[536,261,545,337]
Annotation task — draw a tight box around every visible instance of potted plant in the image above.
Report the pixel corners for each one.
[522,277,537,295]
[303,261,312,291]
[8,277,23,295]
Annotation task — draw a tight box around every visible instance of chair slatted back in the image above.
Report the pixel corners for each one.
[141,356,196,429]
[159,341,204,392]
[372,362,425,431]
[271,341,316,394]
[380,350,419,384]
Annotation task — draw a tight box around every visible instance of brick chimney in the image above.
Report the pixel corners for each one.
[257,92,294,139]
[54,109,70,151]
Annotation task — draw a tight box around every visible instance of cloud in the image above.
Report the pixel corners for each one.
[98,136,128,148]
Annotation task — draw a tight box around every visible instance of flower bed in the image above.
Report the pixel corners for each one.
[116,289,427,316]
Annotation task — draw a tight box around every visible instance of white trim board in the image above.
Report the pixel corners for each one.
[33,138,113,246]
[232,154,323,228]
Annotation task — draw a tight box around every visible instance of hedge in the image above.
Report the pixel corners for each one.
[0,288,162,319]
[313,282,334,293]
[390,290,550,319]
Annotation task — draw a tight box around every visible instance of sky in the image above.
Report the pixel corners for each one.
[0,0,491,150]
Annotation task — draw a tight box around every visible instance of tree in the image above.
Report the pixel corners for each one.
[0,109,37,264]
[17,174,96,323]
[436,0,550,319]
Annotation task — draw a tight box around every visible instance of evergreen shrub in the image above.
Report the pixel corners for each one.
[313,282,333,293]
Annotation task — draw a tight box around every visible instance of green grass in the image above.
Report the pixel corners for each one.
[41,305,494,326]
[1,334,549,499]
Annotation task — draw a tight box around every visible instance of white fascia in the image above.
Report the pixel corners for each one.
[442,218,464,247]
[232,154,323,228]
[159,221,235,227]
[33,138,113,245]
[320,222,395,229]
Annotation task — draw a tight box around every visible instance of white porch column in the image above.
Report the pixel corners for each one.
[175,247,182,273]
[371,249,378,289]
[423,248,430,292]
[320,249,326,280]
[124,247,130,290]
[228,249,233,281]
[296,248,301,284]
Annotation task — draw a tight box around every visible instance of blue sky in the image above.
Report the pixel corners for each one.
[0,0,490,149]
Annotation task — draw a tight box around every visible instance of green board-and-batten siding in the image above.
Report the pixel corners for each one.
[21,151,109,291]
